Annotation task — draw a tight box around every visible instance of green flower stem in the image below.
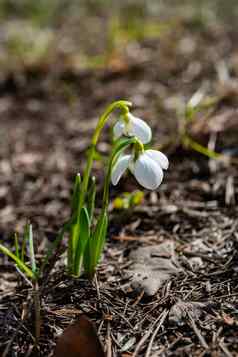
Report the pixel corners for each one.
[133,139,144,161]
[69,101,131,276]
[79,100,131,211]
[183,135,221,159]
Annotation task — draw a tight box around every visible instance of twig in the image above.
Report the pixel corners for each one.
[145,310,169,357]
[94,273,101,300]
[188,312,208,349]
[2,324,22,357]
[106,322,112,357]
[219,338,233,357]
[132,310,168,357]
[33,281,41,346]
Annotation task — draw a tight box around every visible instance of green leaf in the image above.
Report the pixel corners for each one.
[73,206,90,276]
[87,176,96,222]
[28,224,37,274]
[71,173,81,214]
[21,223,29,263]
[0,244,35,280]
[14,233,19,259]
[84,210,108,278]
[93,211,108,264]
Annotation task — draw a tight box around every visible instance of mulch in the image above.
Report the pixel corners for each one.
[0,16,238,357]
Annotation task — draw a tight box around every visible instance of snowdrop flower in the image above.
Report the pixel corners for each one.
[111,149,169,190]
[113,113,152,144]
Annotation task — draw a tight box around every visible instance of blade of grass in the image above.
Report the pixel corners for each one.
[21,223,29,263]
[14,233,19,259]
[84,210,108,279]
[0,244,35,279]
[87,176,96,222]
[73,206,90,276]
[28,224,37,275]
[71,173,81,214]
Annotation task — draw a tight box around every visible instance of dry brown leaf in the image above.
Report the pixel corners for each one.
[53,315,105,357]
[127,242,181,296]
[169,300,205,325]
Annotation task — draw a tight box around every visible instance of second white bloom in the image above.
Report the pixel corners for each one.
[113,113,152,144]
[111,149,169,190]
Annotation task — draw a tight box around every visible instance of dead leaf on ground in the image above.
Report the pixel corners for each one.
[53,315,105,357]
[169,300,206,325]
[126,241,182,296]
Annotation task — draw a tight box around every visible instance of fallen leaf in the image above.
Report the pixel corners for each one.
[169,300,206,325]
[127,242,181,296]
[53,315,105,357]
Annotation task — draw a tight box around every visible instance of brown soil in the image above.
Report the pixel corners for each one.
[0,17,238,357]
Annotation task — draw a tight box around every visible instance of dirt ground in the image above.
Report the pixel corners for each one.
[0,6,238,357]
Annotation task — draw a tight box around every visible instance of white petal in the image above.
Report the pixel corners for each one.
[145,150,169,170]
[126,113,152,144]
[111,155,131,185]
[113,120,125,138]
[133,154,163,190]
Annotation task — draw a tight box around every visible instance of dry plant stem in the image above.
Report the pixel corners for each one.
[132,310,167,357]
[188,312,208,349]
[2,325,22,357]
[106,322,112,357]
[33,281,41,346]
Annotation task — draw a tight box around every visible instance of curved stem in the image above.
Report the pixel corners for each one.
[79,100,131,210]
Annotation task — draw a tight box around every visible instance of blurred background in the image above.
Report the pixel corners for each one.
[0,0,238,233]
[0,0,237,73]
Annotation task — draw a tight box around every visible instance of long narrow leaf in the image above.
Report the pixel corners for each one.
[21,223,29,263]
[0,244,35,279]
[68,174,82,271]
[84,210,108,278]
[28,224,37,274]
[87,176,96,222]
[94,212,108,265]
[14,233,19,259]
[73,207,90,276]
[71,173,81,214]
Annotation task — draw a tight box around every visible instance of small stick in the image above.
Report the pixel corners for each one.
[188,312,208,349]
[219,338,233,357]
[33,281,41,346]
[132,310,167,357]
[106,322,112,357]
[145,310,169,357]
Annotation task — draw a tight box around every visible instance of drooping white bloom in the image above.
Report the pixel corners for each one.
[111,149,169,190]
[113,113,152,144]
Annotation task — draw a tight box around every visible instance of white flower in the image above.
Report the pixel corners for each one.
[113,113,152,144]
[111,149,169,190]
